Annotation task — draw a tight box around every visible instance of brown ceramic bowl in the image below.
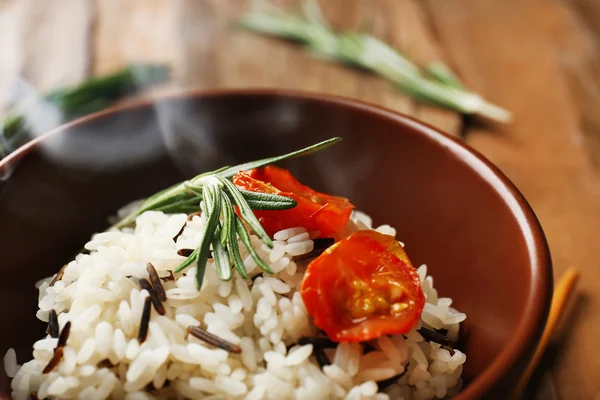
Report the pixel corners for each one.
[0,90,552,399]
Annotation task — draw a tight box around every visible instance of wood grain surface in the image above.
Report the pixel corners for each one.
[1,0,599,397]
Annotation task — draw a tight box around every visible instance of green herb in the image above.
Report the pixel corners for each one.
[117,137,341,289]
[240,0,511,123]
[0,64,169,158]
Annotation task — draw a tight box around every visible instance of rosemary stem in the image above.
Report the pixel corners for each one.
[241,2,512,123]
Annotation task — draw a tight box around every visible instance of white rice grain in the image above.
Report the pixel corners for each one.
[264,277,291,294]
[259,283,277,306]
[240,338,258,371]
[323,364,353,388]
[285,241,314,256]
[378,335,406,366]
[235,277,253,311]
[125,340,140,361]
[215,376,247,397]
[287,232,310,243]
[345,343,361,377]
[113,328,127,359]
[274,227,307,241]
[189,377,217,393]
[95,321,114,357]
[285,344,313,366]
[356,368,398,382]
[175,313,201,328]
[3,349,18,378]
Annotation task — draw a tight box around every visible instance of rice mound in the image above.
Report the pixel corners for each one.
[5,209,466,400]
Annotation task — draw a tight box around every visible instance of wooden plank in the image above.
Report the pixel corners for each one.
[424,0,600,397]
[176,0,220,88]
[381,0,462,135]
[0,1,25,113]
[563,0,600,41]
[357,1,414,115]
[0,0,91,110]
[212,1,275,88]
[92,0,180,95]
[18,0,91,91]
[539,0,600,172]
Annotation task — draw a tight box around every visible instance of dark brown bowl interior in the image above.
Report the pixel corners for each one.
[0,90,552,399]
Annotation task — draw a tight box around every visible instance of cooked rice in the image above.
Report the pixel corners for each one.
[6,209,466,400]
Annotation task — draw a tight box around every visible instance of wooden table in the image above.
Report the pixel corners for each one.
[1,0,599,398]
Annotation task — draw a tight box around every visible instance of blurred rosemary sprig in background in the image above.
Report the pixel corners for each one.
[241,0,511,123]
[0,64,169,159]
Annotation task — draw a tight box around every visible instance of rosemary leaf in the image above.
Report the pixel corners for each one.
[210,205,232,279]
[236,218,274,274]
[218,177,273,248]
[193,180,221,289]
[240,190,297,209]
[220,189,233,246]
[223,194,249,279]
[153,195,202,213]
[245,199,296,210]
[174,247,199,273]
[214,137,341,180]
[241,190,297,210]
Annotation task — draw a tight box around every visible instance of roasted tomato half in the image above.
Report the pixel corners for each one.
[300,230,425,342]
[232,165,354,238]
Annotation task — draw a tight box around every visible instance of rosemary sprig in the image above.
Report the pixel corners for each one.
[240,0,511,123]
[0,64,169,158]
[118,137,341,289]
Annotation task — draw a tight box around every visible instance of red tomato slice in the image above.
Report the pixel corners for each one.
[232,166,354,238]
[300,230,425,342]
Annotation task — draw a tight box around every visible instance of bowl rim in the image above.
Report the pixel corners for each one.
[0,88,553,399]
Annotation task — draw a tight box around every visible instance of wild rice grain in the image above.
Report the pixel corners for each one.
[172,222,187,242]
[177,249,194,257]
[187,211,202,220]
[47,310,59,339]
[138,296,152,343]
[56,321,71,348]
[97,359,118,369]
[139,278,166,315]
[161,271,175,282]
[42,347,63,374]
[313,346,331,368]
[298,336,337,349]
[187,326,241,353]
[417,327,454,347]
[292,238,334,261]
[49,264,67,287]
[147,263,167,301]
